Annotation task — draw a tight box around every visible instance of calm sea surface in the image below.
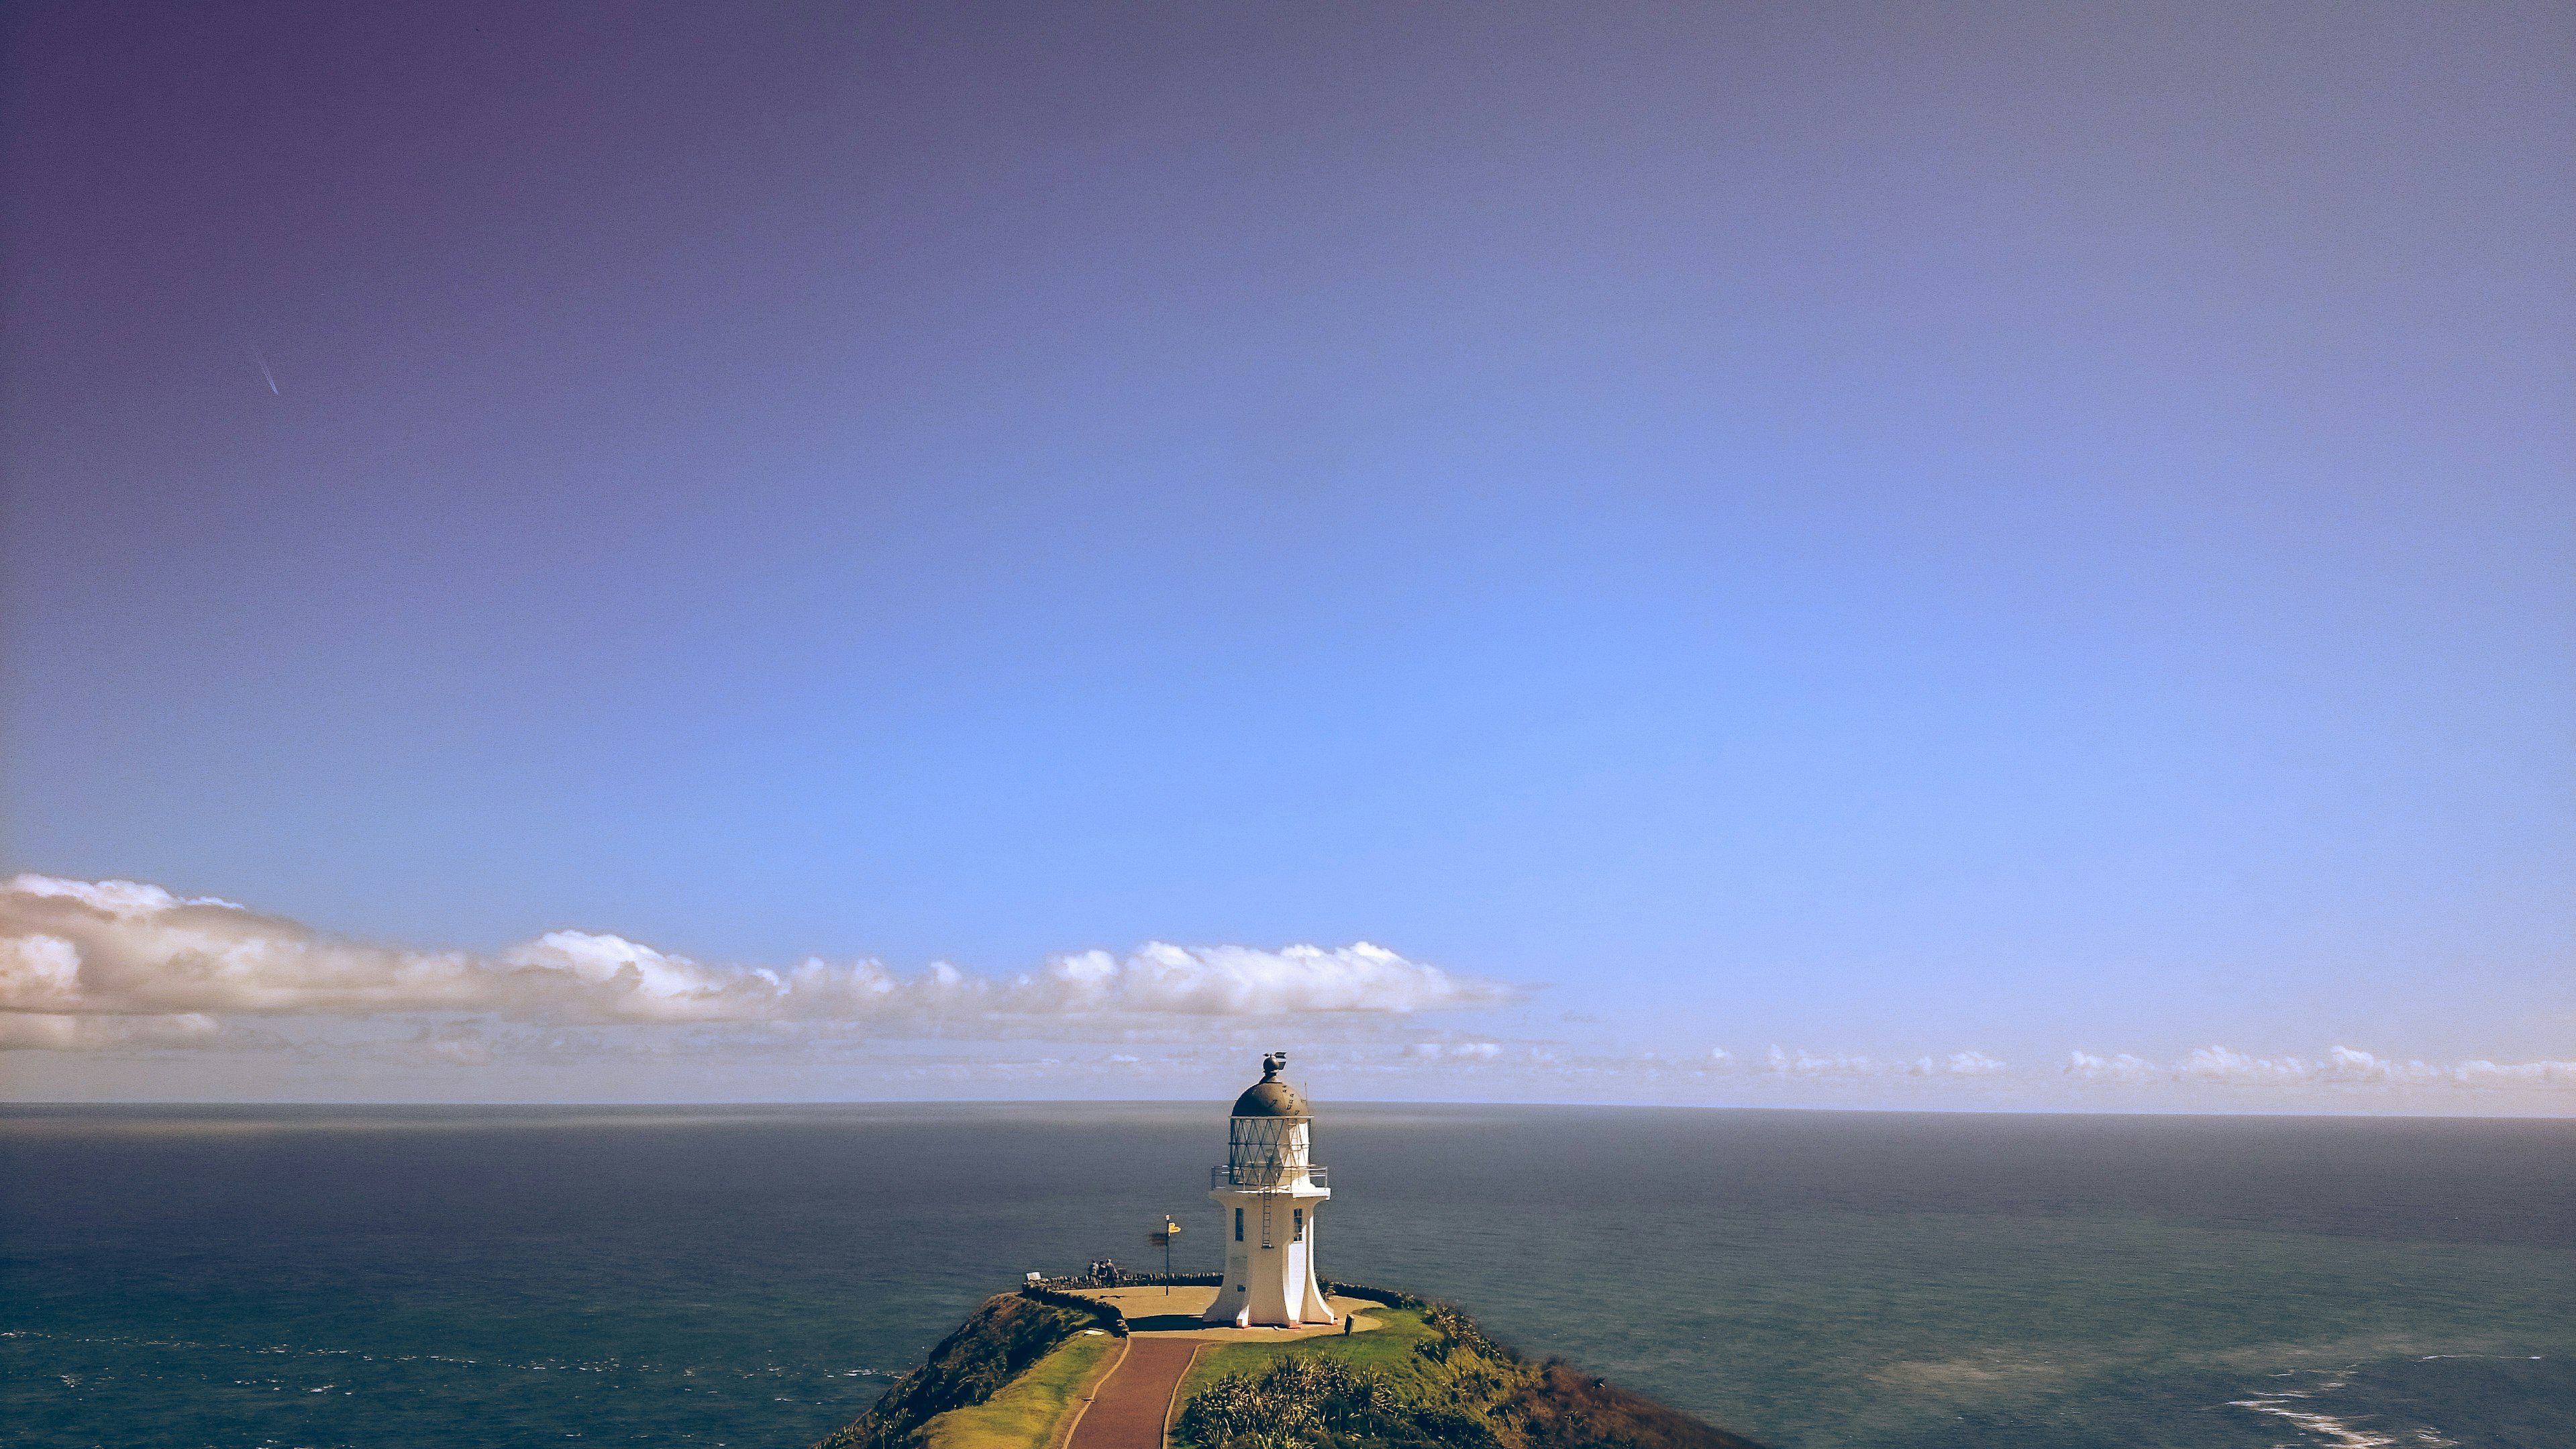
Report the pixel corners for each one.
[1,1104,2569,1448]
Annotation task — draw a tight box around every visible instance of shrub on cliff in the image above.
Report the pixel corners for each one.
[1174,1299,1762,1449]
[1180,1352,1405,1448]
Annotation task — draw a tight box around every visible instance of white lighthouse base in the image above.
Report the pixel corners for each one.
[1205,1186,1333,1327]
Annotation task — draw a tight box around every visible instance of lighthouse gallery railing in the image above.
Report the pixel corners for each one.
[1210,1163,1329,1191]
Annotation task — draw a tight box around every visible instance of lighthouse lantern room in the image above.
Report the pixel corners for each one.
[1205,1052,1335,1328]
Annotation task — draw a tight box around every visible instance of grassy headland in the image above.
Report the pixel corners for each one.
[921,1332,1118,1449]
[813,1293,1104,1449]
[811,1287,1761,1449]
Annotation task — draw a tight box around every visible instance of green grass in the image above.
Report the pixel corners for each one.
[919,1333,1119,1449]
[1178,1307,1442,1403]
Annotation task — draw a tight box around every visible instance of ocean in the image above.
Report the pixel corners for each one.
[1,1103,2569,1448]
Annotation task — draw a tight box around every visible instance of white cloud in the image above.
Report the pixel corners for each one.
[1756,1046,2010,1079]
[2179,1045,2312,1085]
[1766,1045,1875,1076]
[1023,942,1505,1016]
[1902,1051,2010,1076]
[2064,1050,2157,1082]
[0,875,1514,1050]
[1398,1040,1502,1062]
[2452,1058,2576,1088]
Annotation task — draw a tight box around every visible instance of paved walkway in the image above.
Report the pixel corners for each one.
[1066,1336,1200,1449]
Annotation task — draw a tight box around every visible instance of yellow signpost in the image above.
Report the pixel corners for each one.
[1146,1216,1182,1291]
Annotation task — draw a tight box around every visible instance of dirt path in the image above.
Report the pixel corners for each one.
[1065,1336,1200,1449]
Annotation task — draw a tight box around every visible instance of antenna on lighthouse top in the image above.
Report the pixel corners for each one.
[1261,1052,1286,1080]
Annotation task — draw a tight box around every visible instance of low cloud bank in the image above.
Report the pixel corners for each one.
[1733,1046,2011,1077]
[8,878,2567,1109]
[2067,1044,2576,1090]
[0,1011,230,1051]
[0,875,1514,1050]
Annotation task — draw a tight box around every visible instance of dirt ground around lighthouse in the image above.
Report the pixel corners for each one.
[1068,1286,1384,1340]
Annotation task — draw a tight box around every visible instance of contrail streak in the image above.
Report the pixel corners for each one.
[247,340,279,395]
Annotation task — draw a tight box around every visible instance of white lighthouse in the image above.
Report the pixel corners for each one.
[1204,1051,1335,1328]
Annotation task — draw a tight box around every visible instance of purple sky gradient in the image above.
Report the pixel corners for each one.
[3,2,2571,1101]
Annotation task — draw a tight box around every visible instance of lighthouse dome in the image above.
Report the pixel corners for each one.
[1231,1052,1307,1117]
[1231,1079,1308,1118]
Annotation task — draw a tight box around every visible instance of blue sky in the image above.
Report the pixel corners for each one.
[3,2,2569,1105]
